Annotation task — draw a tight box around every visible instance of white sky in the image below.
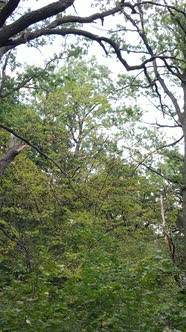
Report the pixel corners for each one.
[17,1,115,64]
[15,0,183,149]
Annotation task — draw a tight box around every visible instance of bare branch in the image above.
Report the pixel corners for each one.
[134,1,186,17]
[151,121,181,128]
[0,0,20,28]
[153,59,183,124]
[140,163,182,186]
[133,135,184,176]
[0,144,26,176]
[5,27,162,73]
[0,0,75,46]
[0,123,68,177]
[47,4,126,29]
[0,124,89,208]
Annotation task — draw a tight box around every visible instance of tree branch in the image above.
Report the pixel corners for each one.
[0,123,68,177]
[0,124,88,208]
[0,144,26,176]
[47,4,126,29]
[133,135,184,181]
[5,27,162,73]
[153,59,183,124]
[0,0,20,28]
[0,0,75,46]
[140,163,182,186]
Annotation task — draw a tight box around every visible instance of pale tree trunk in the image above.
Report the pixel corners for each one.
[152,60,186,267]
[0,144,26,176]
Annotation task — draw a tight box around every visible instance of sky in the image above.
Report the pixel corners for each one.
[14,0,183,149]
[16,1,109,63]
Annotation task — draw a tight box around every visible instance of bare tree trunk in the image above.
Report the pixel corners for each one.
[0,144,26,176]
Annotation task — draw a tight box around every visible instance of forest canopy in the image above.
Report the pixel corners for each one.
[0,1,186,331]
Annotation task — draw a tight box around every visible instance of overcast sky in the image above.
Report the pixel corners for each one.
[14,1,183,145]
[17,0,111,65]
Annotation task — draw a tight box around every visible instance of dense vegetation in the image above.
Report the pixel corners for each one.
[0,1,186,331]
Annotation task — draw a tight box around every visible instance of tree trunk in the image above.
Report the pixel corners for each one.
[0,144,26,176]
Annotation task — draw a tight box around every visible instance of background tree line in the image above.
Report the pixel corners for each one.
[0,1,185,331]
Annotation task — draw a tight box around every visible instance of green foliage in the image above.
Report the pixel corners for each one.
[0,56,185,332]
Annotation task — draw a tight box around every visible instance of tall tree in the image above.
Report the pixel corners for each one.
[0,0,186,266]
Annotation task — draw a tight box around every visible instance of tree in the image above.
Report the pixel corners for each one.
[0,1,186,266]
[1,126,185,331]
[1,53,186,330]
